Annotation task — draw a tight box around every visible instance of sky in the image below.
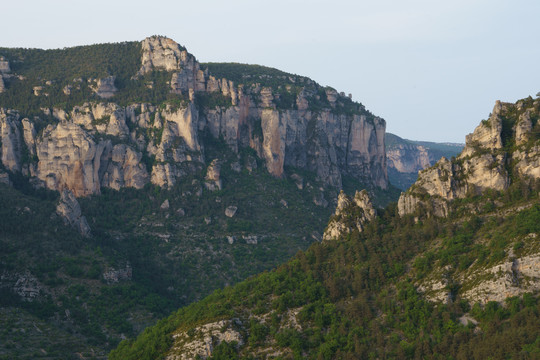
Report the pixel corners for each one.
[2,0,540,143]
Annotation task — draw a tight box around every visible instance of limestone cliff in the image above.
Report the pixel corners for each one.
[398,97,540,217]
[0,35,388,197]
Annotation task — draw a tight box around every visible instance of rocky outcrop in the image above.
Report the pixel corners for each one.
[34,120,147,196]
[0,109,22,172]
[137,36,388,189]
[138,36,185,74]
[91,76,117,98]
[0,271,42,301]
[225,206,237,218]
[460,253,540,304]
[103,263,132,284]
[204,159,222,191]
[37,122,104,196]
[56,189,91,237]
[398,98,539,217]
[137,36,206,94]
[100,144,149,190]
[323,190,376,240]
[167,319,243,360]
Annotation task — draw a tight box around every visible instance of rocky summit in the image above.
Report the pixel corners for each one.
[398,97,540,218]
[0,35,387,198]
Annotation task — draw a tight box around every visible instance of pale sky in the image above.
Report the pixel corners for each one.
[2,0,539,142]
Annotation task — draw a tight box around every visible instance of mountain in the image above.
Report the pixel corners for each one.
[0,36,398,359]
[0,36,388,197]
[109,95,539,359]
[386,133,463,190]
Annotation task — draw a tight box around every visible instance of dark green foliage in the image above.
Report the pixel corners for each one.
[203,62,307,89]
[209,341,239,359]
[0,42,141,82]
[196,92,233,109]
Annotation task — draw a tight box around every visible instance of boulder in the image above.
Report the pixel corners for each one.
[225,206,237,218]
[160,199,170,210]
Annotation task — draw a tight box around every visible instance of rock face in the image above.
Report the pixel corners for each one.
[0,35,388,198]
[167,319,243,360]
[92,76,117,98]
[387,143,431,174]
[36,121,147,196]
[419,242,540,305]
[56,189,91,237]
[204,159,222,191]
[323,190,376,240]
[398,98,540,217]
[0,109,22,172]
[460,253,540,304]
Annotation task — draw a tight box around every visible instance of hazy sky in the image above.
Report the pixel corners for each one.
[2,0,539,142]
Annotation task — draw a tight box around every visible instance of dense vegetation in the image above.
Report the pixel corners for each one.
[203,63,307,89]
[109,175,540,359]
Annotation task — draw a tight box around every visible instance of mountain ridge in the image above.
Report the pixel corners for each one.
[0,35,388,196]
